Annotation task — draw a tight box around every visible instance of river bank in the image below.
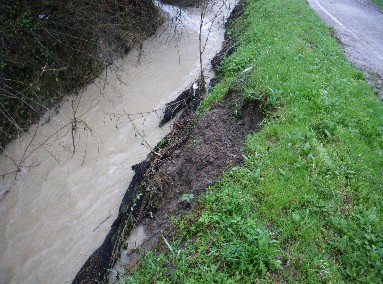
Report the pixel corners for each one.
[0,0,162,149]
[74,3,248,282]
[117,0,383,282]
[0,1,235,283]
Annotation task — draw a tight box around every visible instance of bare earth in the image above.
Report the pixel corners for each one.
[307,0,383,95]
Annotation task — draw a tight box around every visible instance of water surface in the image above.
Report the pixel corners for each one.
[0,1,235,283]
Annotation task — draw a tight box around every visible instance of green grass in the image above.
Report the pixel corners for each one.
[372,0,383,9]
[118,0,383,282]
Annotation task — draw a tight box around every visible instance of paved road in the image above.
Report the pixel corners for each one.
[307,0,383,95]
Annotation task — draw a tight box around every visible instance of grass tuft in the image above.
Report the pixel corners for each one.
[372,0,383,9]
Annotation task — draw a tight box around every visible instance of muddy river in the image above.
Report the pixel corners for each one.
[0,1,235,283]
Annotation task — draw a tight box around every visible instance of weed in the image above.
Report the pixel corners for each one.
[181,193,195,203]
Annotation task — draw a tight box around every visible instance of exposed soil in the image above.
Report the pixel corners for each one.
[74,85,262,283]
[160,0,200,7]
[127,87,263,260]
[73,2,250,283]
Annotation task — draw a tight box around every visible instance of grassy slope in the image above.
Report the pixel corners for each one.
[120,0,383,282]
[372,0,383,9]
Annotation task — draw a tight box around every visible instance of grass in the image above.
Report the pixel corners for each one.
[118,0,383,282]
[372,0,383,9]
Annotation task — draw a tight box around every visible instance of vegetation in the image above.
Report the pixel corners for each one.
[161,0,200,6]
[118,0,383,282]
[372,0,383,9]
[0,0,161,149]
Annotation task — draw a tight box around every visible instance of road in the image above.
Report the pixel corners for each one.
[307,0,383,95]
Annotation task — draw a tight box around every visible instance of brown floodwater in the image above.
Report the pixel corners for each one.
[0,1,235,283]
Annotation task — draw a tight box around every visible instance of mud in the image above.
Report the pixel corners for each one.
[110,1,263,280]
[159,84,199,127]
[160,0,200,7]
[129,85,263,259]
[74,2,248,282]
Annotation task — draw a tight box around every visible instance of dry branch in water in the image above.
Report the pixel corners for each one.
[0,0,162,149]
[0,0,232,179]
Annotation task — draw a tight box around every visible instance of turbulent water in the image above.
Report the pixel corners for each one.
[0,1,235,283]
